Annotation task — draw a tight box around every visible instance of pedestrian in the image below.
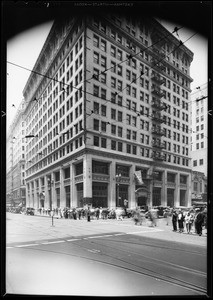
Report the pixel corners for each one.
[133,207,142,225]
[96,207,100,220]
[78,208,82,220]
[194,208,205,236]
[185,211,193,234]
[177,209,184,233]
[87,207,91,222]
[73,208,77,220]
[172,209,178,231]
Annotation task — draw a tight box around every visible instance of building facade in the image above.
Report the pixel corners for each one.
[6,100,26,208]
[191,85,208,176]
[23,14,194,210]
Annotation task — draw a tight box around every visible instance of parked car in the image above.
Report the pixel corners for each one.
[25,207,35,215]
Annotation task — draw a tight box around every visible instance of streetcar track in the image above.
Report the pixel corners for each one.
[12,244,206,295]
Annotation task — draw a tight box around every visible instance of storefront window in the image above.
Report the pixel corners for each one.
[116,165,129,177]
[76,162,83,175]
[92,161,109,175]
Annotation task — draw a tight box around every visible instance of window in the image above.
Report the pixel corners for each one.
[101,121,107,132]
[93,35,99,47]
[118,142,123,152]
[101,105,106,116]
[94,102,99,114]
[111,140,116,150]
[117,96,122,106]
[101,138,107,148]
[117,65,122,76]
[111,30,116,39]
[111,77,116,88]
[117,50,122,61]
[94,136,99,147]
[100,40,106,52]
[101,56,106,68]
[199,159,204,165]
[111,124,116,135]
[118,127,123,137]
[118,111,123,121]
[93,85,99,97]
[117,80,122,91]
[101,88,106,99]
[111,109,116,120]
[94,52,99,64]
[127,144,131,153]
[93,119,99,131]
[127,129,131,139]
[111,46,116,57]
[111,61,116,73]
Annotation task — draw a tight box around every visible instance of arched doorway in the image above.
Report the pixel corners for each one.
[135,186,149,208]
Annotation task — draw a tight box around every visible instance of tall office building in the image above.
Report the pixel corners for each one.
[6,100,26,208]
[191,84,208,176]
[23,14,194,210]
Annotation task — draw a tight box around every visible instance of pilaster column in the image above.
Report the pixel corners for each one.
[174,172,180,207]
[83,154,92,199]
[185,173,192,207]
[60,168,66,207]
[161,170,166,206]
[70,163,77,207]
[129,164,135,209]
[109,161,116,209]
[44,175,49,209]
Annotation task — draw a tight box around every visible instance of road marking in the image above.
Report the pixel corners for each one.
[114,233,126,236]
[87,249,101,253]
[66,238,81,242]
[83,236,104,239]
[16,243,40,247]
[126,229,163,235]
[41,240,65,245]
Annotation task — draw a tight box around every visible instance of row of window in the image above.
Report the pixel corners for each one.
[26,136,84,177]
[92,120,189,155]
[93,47,190,97]
[92,135,189,166]
[193,159,204,167]
[92,102,190,136]
[92,19,190,77]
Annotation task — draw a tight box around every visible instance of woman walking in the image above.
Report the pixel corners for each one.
[185,211,193,234]
[177,209,184,233]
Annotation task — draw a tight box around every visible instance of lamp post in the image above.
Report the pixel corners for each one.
[116,173,122,207]
[48,177,54,226]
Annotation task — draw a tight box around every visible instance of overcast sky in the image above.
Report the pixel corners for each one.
[6,19,208,132]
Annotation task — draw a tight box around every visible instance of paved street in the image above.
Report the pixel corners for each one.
[6,213,207,296]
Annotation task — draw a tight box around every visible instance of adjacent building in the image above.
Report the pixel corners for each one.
[21,14,194,210]
[6,100,26,208]
[191,84,208,176]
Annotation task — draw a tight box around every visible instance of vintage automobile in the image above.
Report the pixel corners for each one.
[25,207,35,215]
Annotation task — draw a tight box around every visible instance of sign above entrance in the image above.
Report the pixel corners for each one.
[134,170,144,185]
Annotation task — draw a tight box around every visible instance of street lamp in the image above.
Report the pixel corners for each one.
[116,173,122,207]
[48,177,54,226]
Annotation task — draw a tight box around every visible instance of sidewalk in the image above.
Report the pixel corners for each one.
[31,212,207,247]
[7,212,207,247]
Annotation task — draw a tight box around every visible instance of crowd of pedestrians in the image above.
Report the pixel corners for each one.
[171,207,207,236]
[30,205,207,236]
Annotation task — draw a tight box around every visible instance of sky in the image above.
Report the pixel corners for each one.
[6,18,208,132]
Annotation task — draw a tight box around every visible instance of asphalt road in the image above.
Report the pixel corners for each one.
[5,213,207,296]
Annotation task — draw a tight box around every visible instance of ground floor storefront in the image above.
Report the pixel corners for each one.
[26,152,192,210]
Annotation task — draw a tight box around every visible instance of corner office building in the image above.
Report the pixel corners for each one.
[24,14,194,210]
